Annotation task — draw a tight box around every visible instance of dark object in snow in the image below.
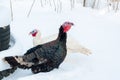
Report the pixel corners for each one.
[3,21,74,74]
[0,25,10,51]
[0,67,17,80]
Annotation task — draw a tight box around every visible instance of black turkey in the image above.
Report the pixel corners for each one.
[3,21,74,74]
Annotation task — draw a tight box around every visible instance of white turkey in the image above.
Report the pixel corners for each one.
[29,29,92,55]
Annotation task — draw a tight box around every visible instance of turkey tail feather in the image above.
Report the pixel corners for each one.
[67,36,92,55]
[4,56,20,67]
[0,67,17,80]
[3,56,32,69]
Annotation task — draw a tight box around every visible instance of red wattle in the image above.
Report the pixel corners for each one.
[32,32,37,37]
[63,26,71,32]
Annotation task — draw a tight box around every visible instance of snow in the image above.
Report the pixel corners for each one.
[0,4,11,27]
[0,0,120,80]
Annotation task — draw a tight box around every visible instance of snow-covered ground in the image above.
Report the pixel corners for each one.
[0,0,120,80]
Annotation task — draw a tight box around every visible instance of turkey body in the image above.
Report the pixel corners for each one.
[24,35,67,73]
[4,22,73,74]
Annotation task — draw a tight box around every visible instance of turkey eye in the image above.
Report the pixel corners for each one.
[32,31,35,33]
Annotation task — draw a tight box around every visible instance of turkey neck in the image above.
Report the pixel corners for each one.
[57,26,67,43]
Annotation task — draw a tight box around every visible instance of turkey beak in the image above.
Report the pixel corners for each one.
[29,32,32,35]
